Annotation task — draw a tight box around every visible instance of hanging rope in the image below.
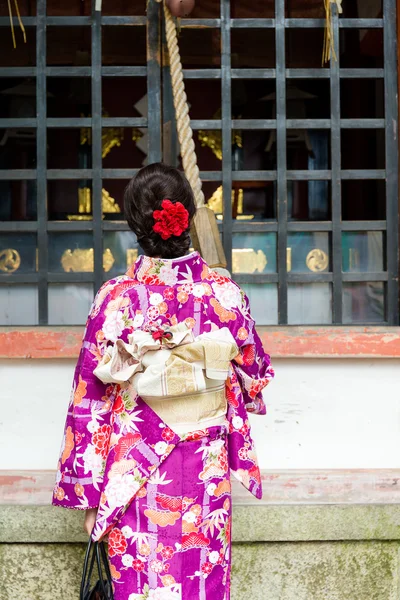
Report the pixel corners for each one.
[322,0,343,64]
[159,0,227,269]
[161,0,205,208]
[8,0,26,49]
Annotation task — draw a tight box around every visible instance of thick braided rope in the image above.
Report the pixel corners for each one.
[162,1,205,208]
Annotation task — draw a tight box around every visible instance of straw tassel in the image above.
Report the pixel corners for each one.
[8,0,26,49]
[323,0,343,64]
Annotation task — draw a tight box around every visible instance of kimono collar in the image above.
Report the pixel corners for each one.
[127,251,207,285]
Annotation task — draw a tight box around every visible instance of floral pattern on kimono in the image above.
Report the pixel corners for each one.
[52,252,274,542]
[107,425,232,600]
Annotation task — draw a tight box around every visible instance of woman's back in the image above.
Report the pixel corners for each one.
[52,164,274,600]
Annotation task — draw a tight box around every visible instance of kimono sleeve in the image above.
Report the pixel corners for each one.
[231,292,275,415]
[52,283,117,510]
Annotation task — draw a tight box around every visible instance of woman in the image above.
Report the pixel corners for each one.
[53,163,274,600]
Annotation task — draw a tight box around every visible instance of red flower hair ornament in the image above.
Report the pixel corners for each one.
[152,199,189,240]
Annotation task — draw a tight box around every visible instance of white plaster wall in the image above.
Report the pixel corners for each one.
[0,358,399,470]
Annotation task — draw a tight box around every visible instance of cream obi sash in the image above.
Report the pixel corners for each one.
[94,324,239,434]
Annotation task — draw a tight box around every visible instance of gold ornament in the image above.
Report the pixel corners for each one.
[68,188,121,221]
[80,112,143,158]
[78,188,91,214]
[306,248,329,272]
[61,248,115,273]
[126,248,139,269]
[132,128,143,143]
[102,189,121,213]
[208,186,253,221]
[207,186,244,216]
[198,129,242,161]
[0,248,21,273]
[287,247,292,272]
[198,109,242,161]
[102,248,115,272]
[232,249,267,274]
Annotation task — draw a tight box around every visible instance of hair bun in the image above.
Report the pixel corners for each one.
[124,163,197,259]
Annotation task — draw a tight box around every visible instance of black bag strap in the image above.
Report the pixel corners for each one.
[98,539,113,584]
[95,541,113,599]
[80,534,114,600]
[80,536,97,600]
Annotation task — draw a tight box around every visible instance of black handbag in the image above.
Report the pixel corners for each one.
[80,537,114,600]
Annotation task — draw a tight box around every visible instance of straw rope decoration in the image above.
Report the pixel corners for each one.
[158,0,205,208]
[8,0,26,49]
[323,0,343,64]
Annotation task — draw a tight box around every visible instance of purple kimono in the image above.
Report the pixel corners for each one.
[53,252,274,600]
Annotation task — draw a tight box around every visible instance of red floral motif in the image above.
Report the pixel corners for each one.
[240,423,249,436]
[113,394,125,415]
[161,546,174,560]
[105,385,114,397]
[92,424,111,459]
[225,383,239,409]
[114,432,142,461]
[217,448,229,472]
[249,378,269,400]
[153,199,189,240]
[132,559,145,572]
[163,287,175,300]
[201,562,213,575]
[108,528,127,557]
[155,493,182,511]
[238,447,248,461]
[161,427,175,442]
[109,281,139,300]
[181,532,210,550]
[249,464,261,484]
[225,518,231,542]
[242,344,256,366]
[74,431,83,445]
[184,429,209,442]
[142,274,162,286]
[207,271,231,285]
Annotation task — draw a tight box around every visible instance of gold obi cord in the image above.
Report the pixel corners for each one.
[142,386,227,436]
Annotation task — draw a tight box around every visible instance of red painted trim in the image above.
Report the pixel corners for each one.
[1,469,400,506]
[0,328,83,359]
[259,327,400,358]
[0,326,400,359]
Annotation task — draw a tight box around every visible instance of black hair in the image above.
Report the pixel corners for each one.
[124,163,197,259]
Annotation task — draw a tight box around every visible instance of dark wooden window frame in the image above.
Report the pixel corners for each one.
[0,0,398,325]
